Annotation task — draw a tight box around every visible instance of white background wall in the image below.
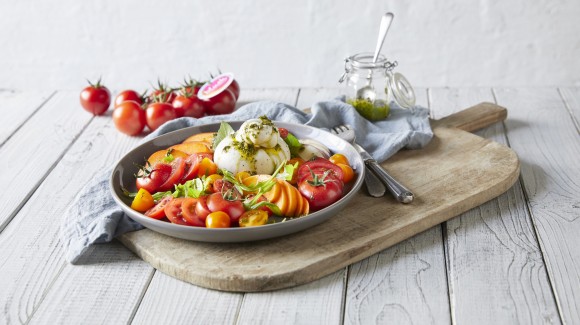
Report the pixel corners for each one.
[1,0,579,91]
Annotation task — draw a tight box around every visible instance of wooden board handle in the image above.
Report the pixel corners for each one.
[431,102,507,132]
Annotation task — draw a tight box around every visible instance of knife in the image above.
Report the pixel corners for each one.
[353,143,414,203]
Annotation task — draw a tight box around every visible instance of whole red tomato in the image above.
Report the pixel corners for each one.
[298,169,344,211]
[227,79,240,100]
[203,88,236,115]
[173,95,205,118]
[146,102,176,131]
[80,79,111,116]
[149,81,176,103]
[114,90,143,107]
[112,101,146,136]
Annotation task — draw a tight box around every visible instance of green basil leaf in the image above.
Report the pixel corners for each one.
[212,121,235,150]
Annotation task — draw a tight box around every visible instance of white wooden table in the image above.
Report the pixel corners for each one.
[0,87,578,324]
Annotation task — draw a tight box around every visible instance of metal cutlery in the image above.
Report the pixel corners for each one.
[331,124,414,203]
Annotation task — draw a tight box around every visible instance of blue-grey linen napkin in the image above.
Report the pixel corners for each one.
[61,100,432,263]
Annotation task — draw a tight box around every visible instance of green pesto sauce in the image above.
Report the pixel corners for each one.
[347,98,390,121]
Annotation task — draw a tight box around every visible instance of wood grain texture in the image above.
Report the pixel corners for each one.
[0,94,152,324]
[345,228,450,325]
[342,88,450,325]
[430,88,560,324]
[558,88,580,132]
[0,89,54,146]
[237,271,344,325]
[132,272,242,325]
[0,91,92,233]
[495,88,580,324]
[118,105,520,292]
[430,101,507,132]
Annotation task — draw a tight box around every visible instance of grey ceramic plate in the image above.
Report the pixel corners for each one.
[110,121,365,242]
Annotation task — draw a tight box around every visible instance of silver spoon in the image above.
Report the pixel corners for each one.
[356,12,395,102]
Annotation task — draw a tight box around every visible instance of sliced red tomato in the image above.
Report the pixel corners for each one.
[206,192,245,224]
[136,163,172,193]
[181,198,205,227]
[144,196,172,219]
[164,197,195,225]
[157,158,186,191]
[182,153,214,182]
[195,196,212,222]
[297,158,344,183]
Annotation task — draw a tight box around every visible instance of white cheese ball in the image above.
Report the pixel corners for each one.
[214,135,291,175]
[236,119,278,148]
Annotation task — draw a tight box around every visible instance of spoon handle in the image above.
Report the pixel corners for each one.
[372,12,395,63]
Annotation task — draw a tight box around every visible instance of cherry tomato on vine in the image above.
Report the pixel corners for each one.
[206,211,231,228]
[149,81,176,103]
[112,101,146,136]
[203,88,236,115]
[146,102,176,131]
[173,94,205,118]
[80,79,110,116]
[227,79,240,100]
[114,90,143,107]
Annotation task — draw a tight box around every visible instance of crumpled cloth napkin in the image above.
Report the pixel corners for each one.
[61,99,432,263]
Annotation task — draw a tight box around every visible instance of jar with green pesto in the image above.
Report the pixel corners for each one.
[339,52,416,121]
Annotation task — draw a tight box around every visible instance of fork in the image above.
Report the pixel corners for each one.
[331,124,414,203]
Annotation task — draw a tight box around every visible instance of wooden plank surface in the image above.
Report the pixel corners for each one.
[0,91,153,324]
[0,91,92,233]
[430,88,560,324]
[0,89,54,146]
[495,88,580,324]
[0,87,574,324]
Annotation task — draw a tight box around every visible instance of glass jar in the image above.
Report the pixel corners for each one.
[339,52,416,121]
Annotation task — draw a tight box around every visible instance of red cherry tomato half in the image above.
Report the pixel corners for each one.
[136,163,172,193]
[182,153,214,182]
[112,101,146,136]
[164,197,193,225]
[203,88,236,115]
[80,80,111,116]
[114,90,143,107]
[181,198,205,227]
[278,127,289,139]
[146,102,177,131]
[195,196,212,222]
[157,158,186,192]
[144,195,172,220]
[172,95,205,118]
[206,192,245,224]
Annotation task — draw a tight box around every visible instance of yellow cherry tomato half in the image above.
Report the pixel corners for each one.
[204,174,223,192]
[235,171,252,183]
[206,211,231,228]
[239,210,269,227]
[197,157,218,178]
[329,153,349,166]
[130,188,155,212]
[336,163,355,183]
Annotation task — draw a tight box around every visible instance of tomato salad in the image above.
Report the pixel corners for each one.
[125,117,356,228]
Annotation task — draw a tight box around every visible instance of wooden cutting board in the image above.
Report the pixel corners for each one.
[118,102,519,292]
